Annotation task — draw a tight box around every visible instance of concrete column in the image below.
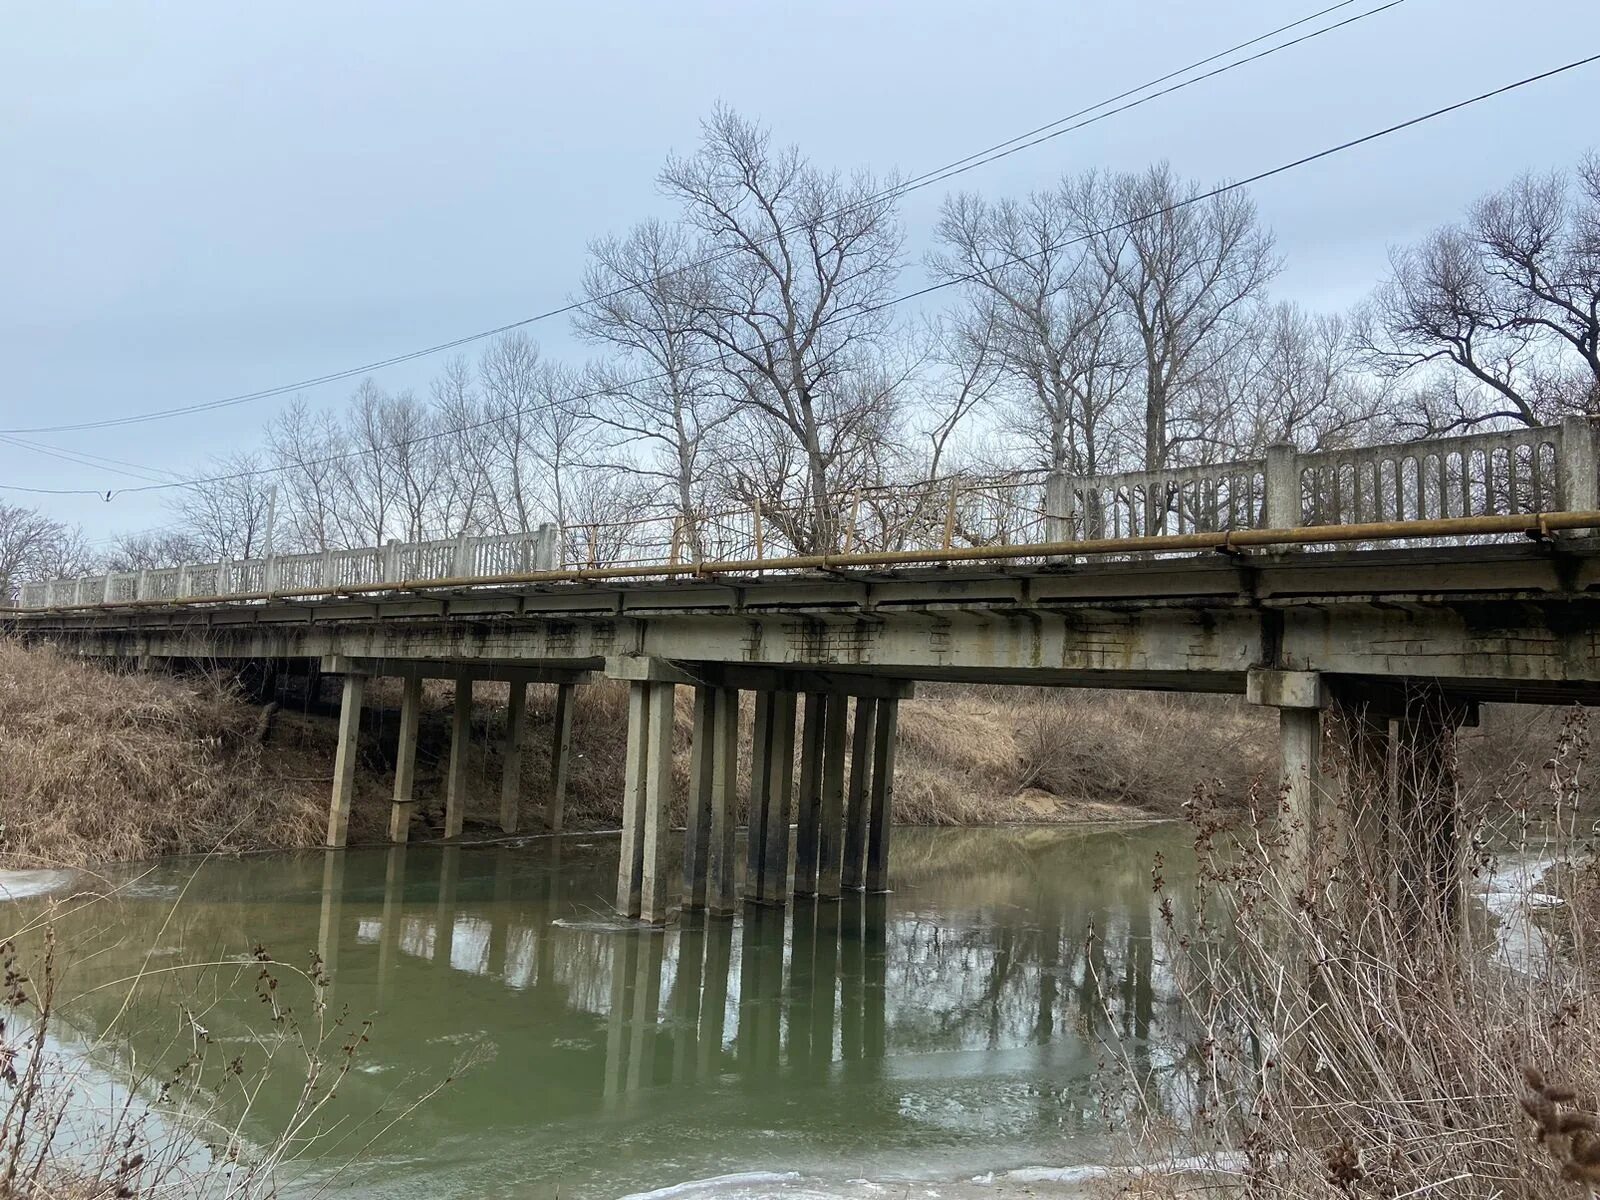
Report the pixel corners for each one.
[389,676,422,843]
[706,687,741,915]
[842,698,877,891]
[1279,706,1322,884]
[639,681,677,924]
[546,681,574,833]
[616,682,651,919]
[865,698,899,893]
[745,692,775,898]
[498,682,528,834]
[444,679,473,839]
[816,695,849,898]
[1248,668,1326,887]
[792,693,826,897]
[326,673,366,848]
[682,686,717,911]
[757,691,797,905]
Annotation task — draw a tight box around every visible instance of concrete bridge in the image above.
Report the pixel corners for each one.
[11,419,1600,920]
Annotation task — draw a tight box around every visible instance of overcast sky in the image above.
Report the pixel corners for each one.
[4,0,1598,540]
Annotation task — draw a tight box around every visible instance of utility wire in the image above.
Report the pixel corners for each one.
[50,50,1590,504]
[0,0,1400,439]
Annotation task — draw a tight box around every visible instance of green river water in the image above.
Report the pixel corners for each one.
[15,823,1194,1198]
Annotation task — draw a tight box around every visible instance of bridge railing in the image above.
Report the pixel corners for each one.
[13,421,1599,609]
[1046,417,1596,541]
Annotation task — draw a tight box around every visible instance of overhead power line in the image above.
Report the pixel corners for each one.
[0,0,1400,440]
[22,49,1581,506]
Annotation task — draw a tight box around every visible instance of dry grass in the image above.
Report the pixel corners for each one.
[0,641,1278,867]
[0,642,330,868]
[1104,703,1600,1200]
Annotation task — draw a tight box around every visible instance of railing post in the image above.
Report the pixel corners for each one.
[382,540,400,585]
[1044,472,1078,543]
[1265,442,1301,531]
[102,574,116,605]
[453,534,472,578]
[320,550,334,591]
[1559,415,1597,514]
[218,558,233,597]
[263,555,279,594]
[134,569,149,601]
[176,564,192,599]
[536,523,558,571]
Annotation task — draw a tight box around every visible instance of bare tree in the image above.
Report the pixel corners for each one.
[268,398,347,552]
[576,219,734,563]
[1360,152,1600,430]
[1073,163,1278,476]
[930,184,1133,475]
[0,503,76,598]
[169,453,275,560]
[660,107,905,551]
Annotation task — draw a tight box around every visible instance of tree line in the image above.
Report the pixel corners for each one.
[4,109,1598,594]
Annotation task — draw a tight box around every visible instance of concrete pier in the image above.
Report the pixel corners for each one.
[546,681,574,832]
[327,672,365,848]
[390,676,422,842]
[842,698,876,891]
[793,694,826,897]
[866,698,899,893]
[445,679,472,839]
[615,680,677,924]
[498,682,527,833]
[817,697,849,898]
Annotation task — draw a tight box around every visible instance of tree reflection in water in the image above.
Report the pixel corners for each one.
[23,824,1193,1198]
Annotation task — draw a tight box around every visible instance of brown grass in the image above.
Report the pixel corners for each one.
[1105,703,1600,1200]
[0,642,329,868]
[0,641,1274,868]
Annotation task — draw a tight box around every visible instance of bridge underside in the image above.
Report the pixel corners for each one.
[13,541,1600,919]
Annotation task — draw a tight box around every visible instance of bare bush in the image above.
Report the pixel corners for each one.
[1104,705,1600,1200]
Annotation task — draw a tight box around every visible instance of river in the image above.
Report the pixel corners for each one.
[14,823,1195,1198]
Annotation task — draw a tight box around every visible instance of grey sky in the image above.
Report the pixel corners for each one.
[4,0,1597,539]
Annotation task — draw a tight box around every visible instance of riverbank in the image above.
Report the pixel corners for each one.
[0,642,1271,868]
[0,638,1545,870]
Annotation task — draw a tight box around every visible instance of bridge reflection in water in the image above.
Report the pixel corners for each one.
[49,828,1182,1196]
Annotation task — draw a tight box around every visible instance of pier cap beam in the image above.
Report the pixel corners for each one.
[1247,668,1326,711]
[320,655,593,686]
[604,655,914,700]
